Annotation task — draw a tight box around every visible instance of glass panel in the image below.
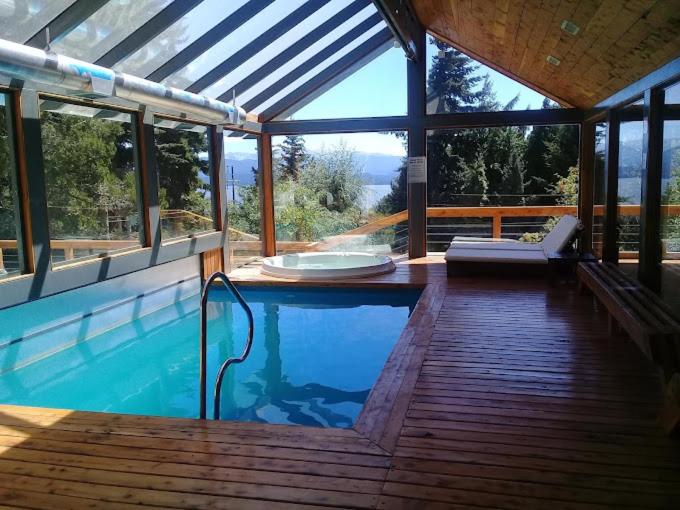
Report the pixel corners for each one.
[0,93,23,279]
[661,81,680,318]
[272,132,407,256]
[0,0,76,43]
[593,122,607,259]
[114,0,248,78]
[227,4,377,107]
[252,22,387,115]
[617,101,644,278]
[200,0,358,100]
[283,47,406,120]
[224,132,260,268]
[425,124,579,253]
[162,0,307,91]
[40,101,142,267]
[154,119,214,241]
[51,0,172,62]
[426,34,553,114]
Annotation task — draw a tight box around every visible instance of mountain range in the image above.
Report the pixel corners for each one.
[223,151,403,186]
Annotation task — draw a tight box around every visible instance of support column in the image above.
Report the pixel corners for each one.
[258,133,276,257]
[136,108,161,262]
[638,87,665,291]
[602,110,620,264]
[407,24,427,259]
[578,121,596,254]
[15,90,51,290]
[208,125,229,272]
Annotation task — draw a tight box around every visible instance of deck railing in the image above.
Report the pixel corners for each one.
[2,204,679,271]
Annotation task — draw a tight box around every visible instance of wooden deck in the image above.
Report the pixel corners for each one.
[1,257,679,509]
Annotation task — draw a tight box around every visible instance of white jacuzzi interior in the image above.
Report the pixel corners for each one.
[261,252,396,280]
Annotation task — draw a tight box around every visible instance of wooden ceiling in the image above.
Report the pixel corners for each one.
[412,0,680,108]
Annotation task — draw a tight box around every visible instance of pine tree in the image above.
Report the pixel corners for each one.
[278,135,307,181]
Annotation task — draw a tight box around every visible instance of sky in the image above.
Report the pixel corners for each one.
[224,36,551,158]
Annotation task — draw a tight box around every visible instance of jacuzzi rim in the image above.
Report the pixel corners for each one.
[260,252,397,280]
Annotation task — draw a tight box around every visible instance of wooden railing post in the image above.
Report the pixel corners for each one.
[259,134,276,257]
[492,214,502,238]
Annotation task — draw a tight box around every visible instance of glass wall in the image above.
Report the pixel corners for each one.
[154,119,215,242]
[426,124,580,252]
[0,93,22,279]
[592,122,607,258]
[40,101,142,267]
[660,82,680,317]
[617,100,644,278]
[224,132,261,268]
[426,34,553,114]
[272,132,408,256]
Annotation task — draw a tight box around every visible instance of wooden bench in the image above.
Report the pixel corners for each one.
[577,261,680,381]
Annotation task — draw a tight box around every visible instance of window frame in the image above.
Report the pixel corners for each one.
[38,94,147,268]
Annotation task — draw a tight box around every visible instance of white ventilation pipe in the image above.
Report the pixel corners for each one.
[0,38,246,125]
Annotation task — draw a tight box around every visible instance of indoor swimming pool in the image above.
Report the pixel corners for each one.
[0,285,420,428]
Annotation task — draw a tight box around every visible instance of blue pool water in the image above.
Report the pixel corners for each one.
[0,286,420,428]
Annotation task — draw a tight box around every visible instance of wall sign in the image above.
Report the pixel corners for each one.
[407,156,426,183]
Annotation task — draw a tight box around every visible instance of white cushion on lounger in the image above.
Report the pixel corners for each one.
[445,248,548,264]
[540,215,580,254]
[452,236,521,243]
[450,240,543,251]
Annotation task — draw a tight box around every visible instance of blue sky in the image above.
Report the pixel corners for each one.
[225,37,550,157]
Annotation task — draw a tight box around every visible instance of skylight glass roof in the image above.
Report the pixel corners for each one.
[3,0,393,126]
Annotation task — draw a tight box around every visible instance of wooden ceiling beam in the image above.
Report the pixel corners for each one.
[373,0,421,61]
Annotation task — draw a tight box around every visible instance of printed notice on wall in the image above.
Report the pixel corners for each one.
[407,156,426,183]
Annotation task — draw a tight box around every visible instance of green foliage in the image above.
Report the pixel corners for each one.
[273,143,365,242]
[277,135,307,181]
[41,112,133,238]
[0,105,17,241]
[155,127,210,214]
[662,150,680,252]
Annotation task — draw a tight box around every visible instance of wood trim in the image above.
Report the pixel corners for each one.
[258,134,276,257]
[201,247,224,279]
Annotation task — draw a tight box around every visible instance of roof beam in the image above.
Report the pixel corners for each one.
[242,13,384,113]
[264,116,410,135]
[186,0,332,94]
[146,0,272,83]
[257,27,393,122]
[25,0,108,49]
[216,0,372,103]
[95,0,202,68]
[372,0,420,60]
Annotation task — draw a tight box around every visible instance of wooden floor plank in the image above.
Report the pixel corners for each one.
[0,257,678,509]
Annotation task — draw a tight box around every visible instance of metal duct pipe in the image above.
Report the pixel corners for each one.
[0,38,246,125]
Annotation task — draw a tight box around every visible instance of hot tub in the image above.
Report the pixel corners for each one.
[261,252,396,280]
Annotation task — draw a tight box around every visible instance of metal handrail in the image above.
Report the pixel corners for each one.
[199,271,254,420]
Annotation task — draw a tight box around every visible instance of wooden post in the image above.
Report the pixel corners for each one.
[258,134,276,257]
[208,125,229,273]
[15,90,51,286]
[6,90,34,274]
[578,121,596,254]
[407,22,427,259]
[135,107,161,252]
[602,110,620,264]
[492,214,501,239]
[638,87,665,291]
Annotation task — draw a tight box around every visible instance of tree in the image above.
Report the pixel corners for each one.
[277,135,307,181]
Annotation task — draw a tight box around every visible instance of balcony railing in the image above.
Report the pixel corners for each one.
[2,204,680,272]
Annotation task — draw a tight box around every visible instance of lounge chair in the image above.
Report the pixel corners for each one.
[445,215,581,276]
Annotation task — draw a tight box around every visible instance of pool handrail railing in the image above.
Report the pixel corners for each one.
[199,271,255,420]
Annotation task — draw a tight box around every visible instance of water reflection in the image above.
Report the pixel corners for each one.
[220,303,369,428]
